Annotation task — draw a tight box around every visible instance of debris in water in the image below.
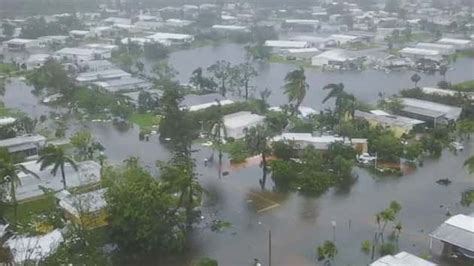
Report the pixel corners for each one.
[435,178,451,186]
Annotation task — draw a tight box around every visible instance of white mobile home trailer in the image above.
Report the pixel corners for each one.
[3,38,39,51]
[145,32,194,44]
[399,47,442,62]
[436,38,473,50]
[415,42,455,55]
[264,40,310,49]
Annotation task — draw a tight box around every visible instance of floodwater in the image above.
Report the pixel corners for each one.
[169,43,474,109]
[2,42,474,265]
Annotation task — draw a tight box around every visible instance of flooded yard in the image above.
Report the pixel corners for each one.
[2,46,474,265]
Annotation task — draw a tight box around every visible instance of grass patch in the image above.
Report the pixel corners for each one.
[0,102,25,118]
[453,80,474,92]
[6,197,56,226]
[0,63,17,76]
[130,112,161,130]
[457,50,474,58]
[269,55,315,68]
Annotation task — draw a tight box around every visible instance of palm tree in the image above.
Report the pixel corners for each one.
[0,151,39,226]
[322,83,356,121]
[245,125,271,190]
[464,156,474,174]
[410,73,421,88]
[283,67,309,114]
[209,101,227,175]
[37,145,78,190]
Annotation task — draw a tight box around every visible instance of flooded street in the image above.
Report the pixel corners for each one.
[191,145,474,266]
[2,43,474,265]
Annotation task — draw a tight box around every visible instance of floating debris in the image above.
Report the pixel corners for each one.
[435,178,452,186]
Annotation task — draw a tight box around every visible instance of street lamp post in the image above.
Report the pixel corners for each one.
[268,229,272,266]
[258,221,272,266]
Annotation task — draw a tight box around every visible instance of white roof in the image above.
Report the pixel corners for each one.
[76,68,130,83]
[273,133,354,150]
[445,214,474,233]
[0,117,16,126]
[58,188,107,217]
[165,19,193,26]
[26,54,51,63]
[330,34,359,41]
[437,38,472,45]
[146,32,194,41]
[104,17,131,25]
[399,47,440,56]
[0,134,46,149]
[84,43,118,50]
[221,15,237,20]
[265,40,309,48]
[285,19,319,25]
[269,106,316,118]
[4,229,63,264]
[284,48,320,54]
[355,110,425,128]
[93,77,152,92]
[186,99,234,112]
[4,38,36,44]
[371,252,437,266]
[401,98,462,120]
[312,49,356,62]
[370,110,391,116]
[212,25,248,31]
[55,47,96,56]
[290,35,330,43]
[69,30,90,35]
[421,87,459,97]
[416,42,455,50]
[14,160,101,201]
[121,37,153,45]
[223,111,265,129]
[430,214,474,252]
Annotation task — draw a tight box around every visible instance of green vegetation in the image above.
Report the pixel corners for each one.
[37,145,78,189]
[461,189,474,207]
[224,140,250,163]
[269,55,314,68]
[457,50,474,59]
[130,112,161,130]
[283,67,309,112]
[0,63,17,76]
[270,142,355,195]
[361,240,372,254]
[453,80,474,92]
[195,257,218,266]
[5,196,56,230]
[20,15,83,39]
[316,240,338,265]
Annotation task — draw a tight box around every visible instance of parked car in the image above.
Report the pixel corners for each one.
[450,141,464,151]
[357,153,377,164]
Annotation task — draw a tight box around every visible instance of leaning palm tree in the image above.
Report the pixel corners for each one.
[0,151,39,226]
[464,156,474,174]
[37,145,78,190]
[245,125,271,190]
[322,83,356,121]
[283,67,309,114]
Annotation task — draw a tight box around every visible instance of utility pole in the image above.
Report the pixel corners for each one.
[268,229,272,266]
